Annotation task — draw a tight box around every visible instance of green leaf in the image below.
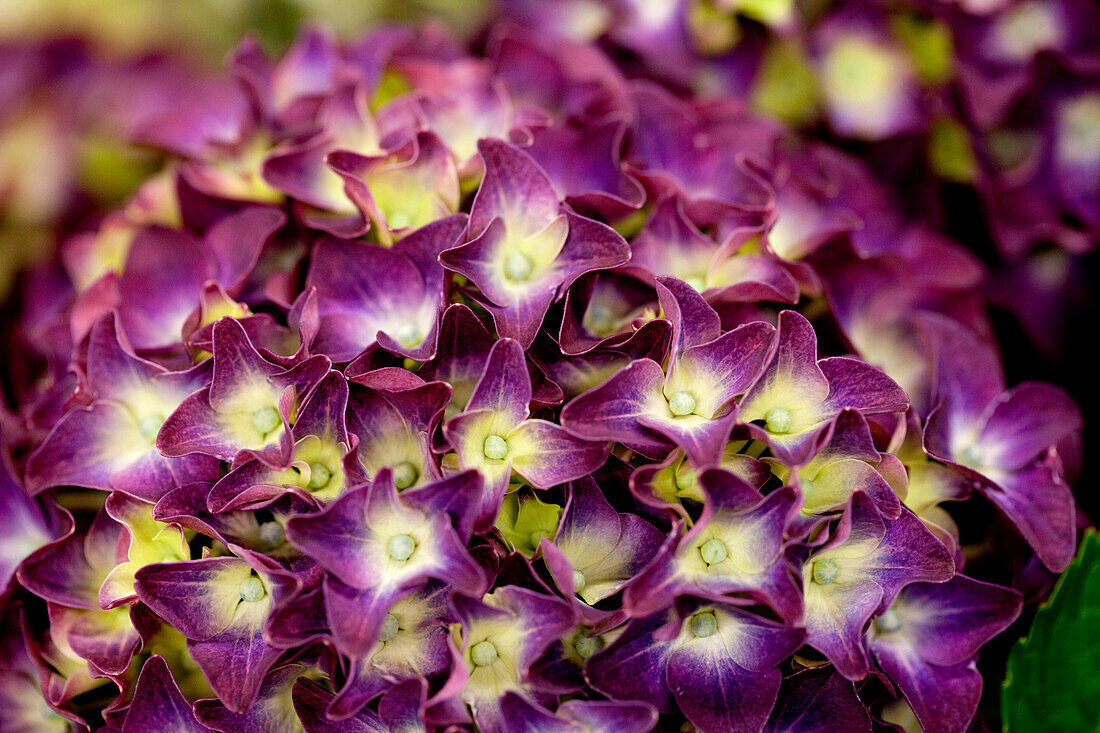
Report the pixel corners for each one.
[1002,530,1100,733]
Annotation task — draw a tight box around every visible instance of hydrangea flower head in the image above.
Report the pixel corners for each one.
[0,10,1089,733]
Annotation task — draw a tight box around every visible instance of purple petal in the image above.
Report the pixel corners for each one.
[499,692,578,733]
[306,239,443,362]
[419,303,498,414]
[18,511,120,609]
[327,131,459,242]
[203,206,286,290]
[802,576,882,680]
[50,602,141,676]
[118,226,216,350]
[293,677,388,733]
[586,614,675,713]
[133,557,256,641]
[468,138,561,238]
[560,359,675,459]
[346,379,447,489]
[401,469,486,542]
[552,477,664,605]
[159,319,330,461]
[872,575,1021,668]
[27,401,216,500]
[294,371,349,444]
[655,276,722,356]
[666,634,783,732]
[122,655,212,733]
[846,498,955,606]
[0,458,64,592]
[764,667,871,733]
[980,457,1077,572]
[27,315,217,498]
[871,648,981,733]
[466,338,532,425]
[526,116,646,219]
[927,320,1005,431]
[557,699,658,733]
[818,357,909,416]
[378,678,429,732]
[507,419,608,489]
[674,320,776,418]
[552,211,632,293]
[976,382,1082,471]
[187,606,284,714]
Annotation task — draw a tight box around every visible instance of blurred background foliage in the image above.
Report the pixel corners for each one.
[0,0,491,60]
[0,0,490,295]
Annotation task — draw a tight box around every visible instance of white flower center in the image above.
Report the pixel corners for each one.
[393,461,419,490]
[391,323,421,348]
[387,534,416,561]
[471,640,499,666]
[483,434,509,461]
[503,251,534,281]
[700,538,729,566]
[138,414,163,442]
[573,633,603,658]
[307,463,331,489]
[239,575,266,602]
[800,477,815,497]
[764,407,793,434]
[379,613,399,642]
[691,611,718,638]
[1058,94,1100,165]
[668,391,697,417]
[875,609,902,634]
[812,559,839,585]
[258,521,285,549]
[252,407,281,435]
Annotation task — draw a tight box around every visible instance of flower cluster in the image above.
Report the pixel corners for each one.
[501,0,1100,357]
[0,16,1085,733]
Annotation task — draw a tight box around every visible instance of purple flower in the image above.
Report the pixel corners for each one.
[924,321,1082,570]
[626,195,798,305]
[306,214,465,362]
[541,477,664,619]
[325,584,453,720]
[345,368,450,490]
[866,575,1022,733]
[327,130,460,245]
[206,371,358,512]
[121,655,213,732]
[134,551,297,713]
[0,452,69,597]
[587,601,804,732]
[439,139,631,347]
[432,585,575,733]
[562,278,775,465]
[157,317,331,464]
[27,314,217,500]
[285,469,487,657]
[764,666,872,732]
[738,310,909,466]
[626,469,802,622]
[444,338,609,530]
[798,491,954,680]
